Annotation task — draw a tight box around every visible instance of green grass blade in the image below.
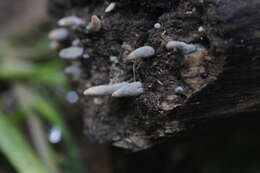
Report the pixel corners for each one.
[33,97,86,173]
[0,115,51,173]
[0,60,68,88]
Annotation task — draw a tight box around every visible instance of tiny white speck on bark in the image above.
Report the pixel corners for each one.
[154,23,161,29]
[174,86,184,94]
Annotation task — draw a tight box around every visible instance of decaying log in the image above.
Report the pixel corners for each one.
[49,0,260,151]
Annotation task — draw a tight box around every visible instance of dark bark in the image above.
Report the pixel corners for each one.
[49,0,260,151]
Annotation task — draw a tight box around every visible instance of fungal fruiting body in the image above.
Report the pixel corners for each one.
[110,56,119,63]
[72,39,81,47]
[125,46,155,62]
[198,26,205,32]
[64,64,81,80]
[154,23,161,29]
[166,41,197,54]
[105,2,116,13]
[59,47,83,60]
[83,53,90,59]
[174,86,184,94]
[83,82,129,96]
[86,15,102,33]
[66,91,79,103]
[112,82,143,97]
[58,16,83,28]
[48,126,61,144]
[48,28,69,41]
[84,82,144,97]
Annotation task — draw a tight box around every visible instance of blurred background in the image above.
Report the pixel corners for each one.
[0,1,88,173]
[1,1,260,173]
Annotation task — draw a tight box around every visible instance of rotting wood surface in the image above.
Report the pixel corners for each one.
[49,0,260,151]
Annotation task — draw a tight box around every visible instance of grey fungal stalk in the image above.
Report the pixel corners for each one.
[105,2,116,13]
[112,82,144,97]
[166,41,197,54]
[125,46,155,62]
[58,16,83,28]
[83,82,129,96]
[48,28,69,41]
[86,15,102,33]
[59,47,83,60]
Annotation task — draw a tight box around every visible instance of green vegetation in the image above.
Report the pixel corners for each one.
[0,27,85,173]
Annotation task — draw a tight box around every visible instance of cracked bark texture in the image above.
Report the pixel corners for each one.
[49,0,260,151]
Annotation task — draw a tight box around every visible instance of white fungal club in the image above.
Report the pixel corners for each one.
[154,23,161,29]
[48,28,69,41]
[58,16,84,28]
[86,15,102,33]
[83,82,129,96]
[59,47,83,60]
[174,86,185,94]
[166,40,197,54]
[112,82,144,97]
[105,2,116,13]
[125,46,155,62]
[84,82,144,97]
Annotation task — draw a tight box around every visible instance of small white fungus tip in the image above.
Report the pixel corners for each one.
[59,47,84,60]
[125,46,155,62]
[66,91,79,103]
[83,82,129,96]
[48,28,69,41]
[105,2,116,13]
[64,64,81,81]
[72,39,81,47]
[174,86,185,94]
[48,126,62,144]
[83,82,144,97]
[86,15,102,33]
[166,41,197,54]
[198,26,205,32]
[112,82,144,97]
[154,23,161,29]
[83,87,99,96]
[58,16,84,28]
